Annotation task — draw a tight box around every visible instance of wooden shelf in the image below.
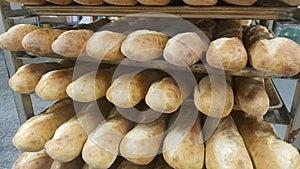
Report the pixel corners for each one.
[23,5,298,20]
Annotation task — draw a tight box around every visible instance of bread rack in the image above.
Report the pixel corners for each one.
[1,1,300,148]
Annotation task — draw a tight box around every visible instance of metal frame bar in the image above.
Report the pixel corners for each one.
[0,1,34,124]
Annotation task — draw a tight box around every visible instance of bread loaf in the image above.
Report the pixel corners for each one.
[137,0,171,5]
[103,0,137,5]
[67,69,113,102]
[86,31,126,60]
[163,32,207,66]
[52,29,94,58]
[153,156,172,169]
[205,116,253,169]
[163,114,204,169]
[194,76,234,118]
[222,0,257,6]
[145,76,192,113]
[121,30,169,61]
[232,111,300,169]
[120,114,167,165]
[5,0,45,5]
[50,156,85,169]
[35,68,73,101]
[117,160,155,169]
[0,24,39,51]
[215,20,243,39]
[77,99,114,134]
[22,29,65,53]
[45,116,88,162]
[12,99,75,152]
[46,0,73,5]
[12,149,53,169]
[9,62,64,94]
[106,69,167,108]
[206,37,248,71]
[182,0,217,6]
[73,0,105,5]
[82,108,132,169]
[234,77,269,117]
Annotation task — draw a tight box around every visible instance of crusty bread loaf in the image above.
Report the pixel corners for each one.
[163,32,207,66]
[145,76,192,113]
[182,0,217,6]
[104,0,137,5]
[0,24,39,51]
[22,29,65,53]
[50,156,85,169]
[137,0,170,5]
[77,99,114,134]
[5,0,45,5]
[86,31,126,60]
[232,111,300,169]
[223,0,257,6]
[73,0,105,5]
[206,37,248,71]
[106,69,167,108]
[9,62,64,94]
[35,68,73,101]
[194,76,234,118]
[46,0,73,5]
[121,30,169,61]
[205,116,253,169]
[12,99,75,152]
[67,69,113,102]
[234,77,269,117]
[120,114,167,165]
[153,156,172,169]
[82,108,132,169]
[248,37,300,76]
[243,25,274,49]
[45,116,88,162]
[215,20,243,39]
[52,29,94,58]
[12,149,53,169]
[117,160,155,169]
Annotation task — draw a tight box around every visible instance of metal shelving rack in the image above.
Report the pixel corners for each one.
[1,1,300,149]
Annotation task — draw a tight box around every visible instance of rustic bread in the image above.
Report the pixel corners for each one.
[182,0,217,6]
[205,116,253,169]
[86,31,126,60]
[194,76,234,118]
[206,37,248,71]
[35,68,73,101]
[215,20,243,39]
[222,0,257,6]
[12,99,75,152]
[0,24,39,51]
[9,62,64,94]
[106,69,167,108]
[22,29,65,53]
[163,114,204,169]
[52,29,94,58]
[234,77,269,117]
[163,32,207,66]
[67,69,113,102]
[46,0,73,4]
[12,149,53,169]
[137,0,171,5]
[74,0,105,5]
[121,30,169,61]
[50,156,85,169]
[5,0,45,5]
[82,108,132,169]
[120,114,167,165]
[233,111,300,169]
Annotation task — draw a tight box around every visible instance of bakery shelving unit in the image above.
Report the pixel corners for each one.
[1,1,300,148]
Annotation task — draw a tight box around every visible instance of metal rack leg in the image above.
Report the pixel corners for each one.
[0,1,34,124]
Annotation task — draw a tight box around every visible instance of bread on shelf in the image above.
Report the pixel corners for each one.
[12,149,53,169]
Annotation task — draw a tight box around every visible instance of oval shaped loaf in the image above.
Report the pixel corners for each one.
[206,37,248,71]
[12,99,75,152]
[9,62,64,94]
[22,29,65,53]
[12,149,53,169]
[121,30,169,61]
[223,0,257,6]
[86,31,126,60]
[0,24,39,51]
[52,29,94,58]
[35,68,73,101]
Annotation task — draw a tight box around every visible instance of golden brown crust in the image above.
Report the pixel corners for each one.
[223,0,257,6]
[12,150,53,169]
[137,0,170,5]
[182,0,217,6]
